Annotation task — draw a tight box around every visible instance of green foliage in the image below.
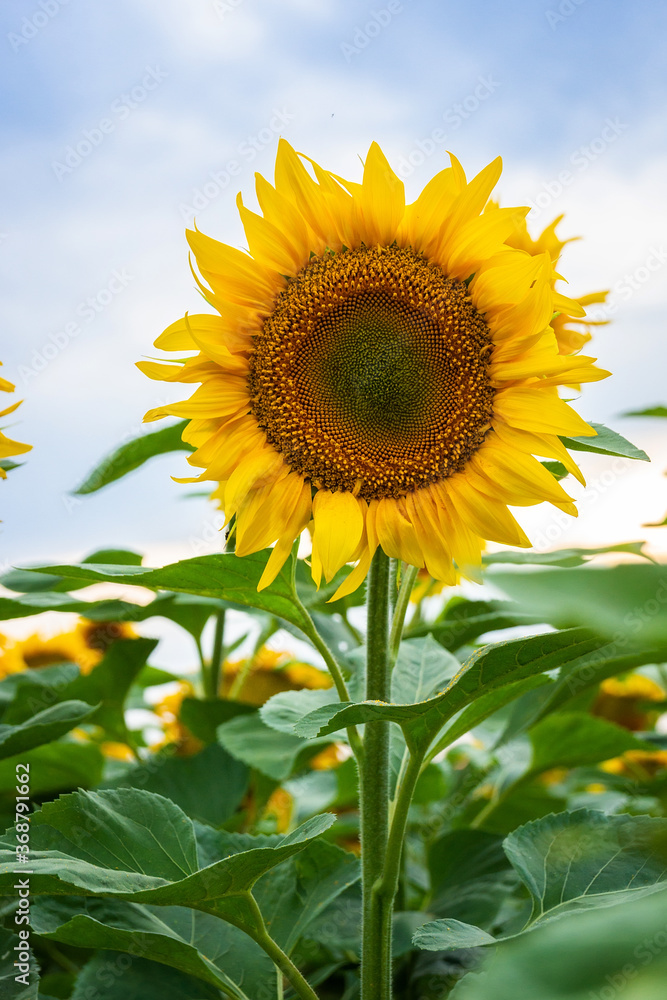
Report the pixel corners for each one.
[73,420,190,495]
[559,422,650,461]
[492,562,667,647]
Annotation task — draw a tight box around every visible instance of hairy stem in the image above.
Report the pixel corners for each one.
[389,563,419,667]
[360,548,392,1000]
[242,892,320,1000]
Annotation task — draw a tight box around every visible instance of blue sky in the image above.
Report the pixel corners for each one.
[2,0,667,578]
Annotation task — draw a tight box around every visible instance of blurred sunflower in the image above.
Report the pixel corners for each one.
[221,645,332,704]
[152,680,203,757]
[600,749,667,781]
[498,209,609,356]
[1,364,31,481]
[141,142,609,597]
[593,673,665,732]
[0,618,136,679]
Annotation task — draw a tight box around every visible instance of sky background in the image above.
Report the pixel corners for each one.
[1,0,667,642]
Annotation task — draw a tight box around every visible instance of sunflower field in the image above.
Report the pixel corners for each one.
[2,4,667,999]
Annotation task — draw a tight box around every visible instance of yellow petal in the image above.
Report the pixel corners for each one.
[375,496,424,568]
[258,480,313,590]
[357,141,405,245]
[311,490,365,586]
[443,476,531,548]
[404,491,456,583]
[494,386,597,437]
[329,501,379,601]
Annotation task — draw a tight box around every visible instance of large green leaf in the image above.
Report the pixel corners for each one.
[491,563,667,647]
[260,689,341,736]
[406,599,543,651]
[18,553,310,631]
[32,899,269,1000]
[0,788,335,914]
[416,810,667,955]
[450,887,667,1000]
[413,920,497,950]
[295,629,605,753]
[0,701,98,760]
[107,744,249,827]
[505,809,667,928]
[73,420,190,495]
[560,422,650,461]
[217,713,330,780]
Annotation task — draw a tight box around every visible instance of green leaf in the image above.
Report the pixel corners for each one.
[391,637,461,704]
[407,599,543,651]
[540,460,569,480]
[295,629,605,753]
[526,713,651,777]
[428,829,514,926]
[0,459,22,473]
[483,541,650,567]
[451,887,667,1000]
[0,701,98,760]
[260,689,341,735]
[66,637,158,741]
[623,405,667,418]
[254,838,360,954]
[107,744,249,827]
[82,548,144,566]
[0,742,104,795]
[491,562,667,647]
[218,713,329,780]
[426,676,552,759]
[73,420,191,495]
[179,697,255,743]
[33,901,269,1000]
[72,953,223,1000]
[413,919,497,950]
[560,422,650,461]
[0,788,335,912]
[504,809,667,929]
[18,553,311,632]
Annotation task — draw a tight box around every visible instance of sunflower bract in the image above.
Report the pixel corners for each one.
[140,142,610,597]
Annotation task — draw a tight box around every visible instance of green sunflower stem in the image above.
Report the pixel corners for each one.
[360,548,393,1000]
[204,609,225,699]
[389,563,419,666]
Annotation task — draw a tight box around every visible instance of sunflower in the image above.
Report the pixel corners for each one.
[1,364,31,481]
[221,645,332,704]
[0,618,136,679]
[140,142,609,597]
[592,673,665,732]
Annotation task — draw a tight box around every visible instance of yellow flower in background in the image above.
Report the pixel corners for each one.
[500,208,609,356]
[152,680,204,757]
[0,618,135,679]
[141,142,609,597]
[600,749,667,780]
[221,645,332,705]
[593,673,665,732]
[1,364,31,481]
